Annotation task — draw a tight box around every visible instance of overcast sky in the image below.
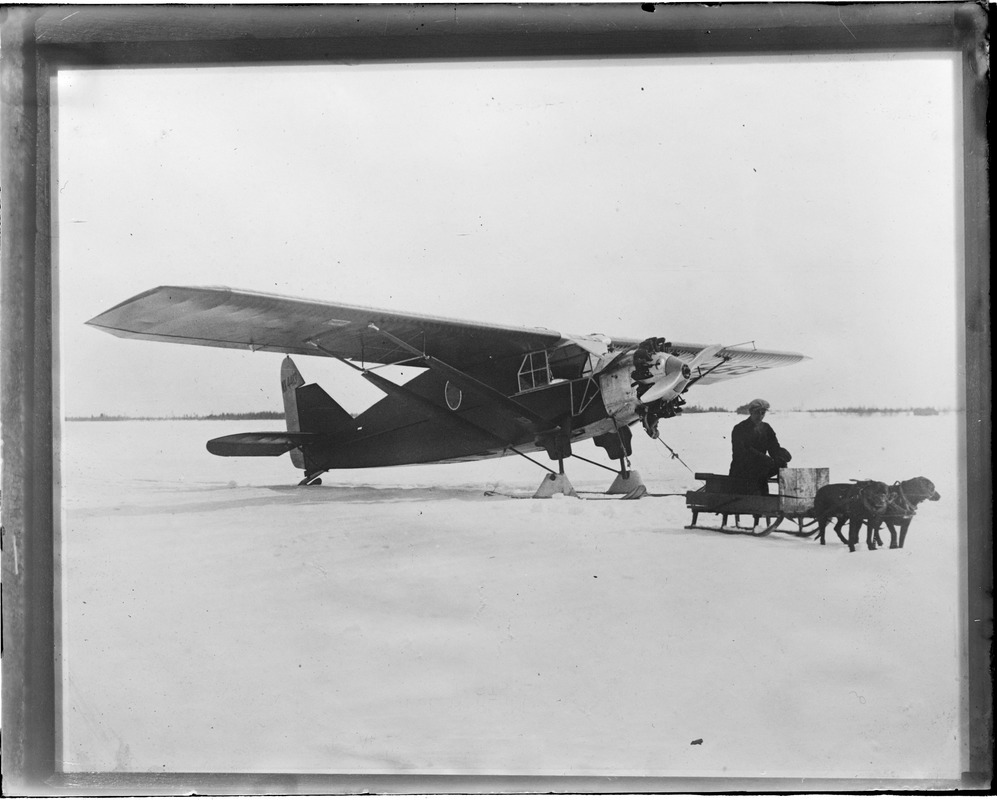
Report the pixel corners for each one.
[55,52,963,417]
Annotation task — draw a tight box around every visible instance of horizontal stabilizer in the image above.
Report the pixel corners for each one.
[206,432,325,457]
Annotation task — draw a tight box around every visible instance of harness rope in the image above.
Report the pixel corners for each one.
[833,481,888,516]
[655,437,695,474]
[890,481,917,515]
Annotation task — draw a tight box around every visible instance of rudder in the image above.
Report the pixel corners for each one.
[280,356,356,471]
[281,356,309,469]
[281,356,306,433]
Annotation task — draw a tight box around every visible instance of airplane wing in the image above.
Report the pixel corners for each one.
[607,338,807,385]
[88,285,807,379]
[86,285,566,369]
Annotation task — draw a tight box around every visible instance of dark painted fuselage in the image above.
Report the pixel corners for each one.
[300,358,615,471]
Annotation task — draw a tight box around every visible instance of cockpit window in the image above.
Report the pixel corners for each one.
[549,346,593,380]
[517,345,595,391]
[517,350,552,392]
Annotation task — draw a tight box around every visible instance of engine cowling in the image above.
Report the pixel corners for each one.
[598,355,641,419]
[597,342,724,419]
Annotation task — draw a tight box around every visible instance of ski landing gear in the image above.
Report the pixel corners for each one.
[533,425,578,498]
[533,460,579,498]
[592,428,646,498]
[606,464,645,497]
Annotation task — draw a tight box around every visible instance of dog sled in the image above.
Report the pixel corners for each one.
[685,467,830,536]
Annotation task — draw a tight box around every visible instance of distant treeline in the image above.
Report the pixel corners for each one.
[732,406,947,415]
[68,411,285,421]
[699,406,947,415]
[803,407,944,416]
[70,406,951,421]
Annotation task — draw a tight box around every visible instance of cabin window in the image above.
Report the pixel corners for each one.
[548,346,592,380]
[518,350,552,392]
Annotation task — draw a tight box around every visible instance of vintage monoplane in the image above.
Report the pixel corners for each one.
[87,286,807,495]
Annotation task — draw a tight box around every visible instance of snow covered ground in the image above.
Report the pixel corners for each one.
[57,412,966,782]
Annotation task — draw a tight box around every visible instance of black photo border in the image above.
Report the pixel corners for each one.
[1,3,991,794]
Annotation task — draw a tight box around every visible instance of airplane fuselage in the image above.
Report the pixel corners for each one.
[297,351,635,471]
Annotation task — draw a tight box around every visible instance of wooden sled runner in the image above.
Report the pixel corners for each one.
[685,467,830,537]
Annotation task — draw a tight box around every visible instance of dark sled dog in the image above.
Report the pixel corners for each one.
[812,481,891,552]
[868,476,940,549]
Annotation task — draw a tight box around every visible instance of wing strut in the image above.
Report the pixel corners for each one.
[293,352,557,483]
[683,354,732,391]
[366,324,549,428]
[343,359,557,475]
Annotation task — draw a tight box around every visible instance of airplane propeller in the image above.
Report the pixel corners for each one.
[632,343,725,406]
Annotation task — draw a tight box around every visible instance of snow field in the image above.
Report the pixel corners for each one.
[58,413,965,779]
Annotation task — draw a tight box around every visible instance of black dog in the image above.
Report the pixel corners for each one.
[868,476,940,549]
[813,481,890,552]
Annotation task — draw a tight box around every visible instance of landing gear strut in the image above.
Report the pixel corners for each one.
[592,426,645,497]
[533,426,578,498]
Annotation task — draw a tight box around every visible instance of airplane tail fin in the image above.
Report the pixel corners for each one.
[281,356,356,469]
[205,358,354,467]
[281,357,308,469]
[281,356,307,433]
